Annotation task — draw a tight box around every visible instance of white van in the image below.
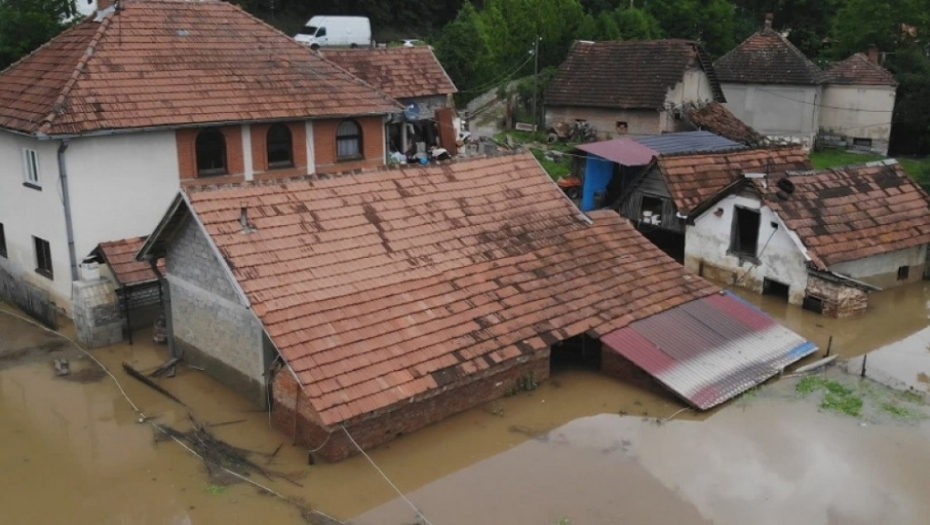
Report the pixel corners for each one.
[294,16,371,49]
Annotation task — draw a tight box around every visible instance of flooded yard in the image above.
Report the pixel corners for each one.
[1,279,929,525]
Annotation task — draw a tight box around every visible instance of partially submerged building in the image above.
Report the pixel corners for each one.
[572,131,744,212]
[714,14,824,149]
[545,40,726,139]
[616,146,811,259]
[138,153,815,461]
[0,0,399,329]
[685,160,930,316]
[321,47,459,157]
[820,49,898,155]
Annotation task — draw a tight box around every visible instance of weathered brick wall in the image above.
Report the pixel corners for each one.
[272,351,551,462]
[176,125,245,182]
[72,278,123,348]
[167,216,267,406]
[313,116,384,173]
[250,121,309,179]
[805,274,868,318]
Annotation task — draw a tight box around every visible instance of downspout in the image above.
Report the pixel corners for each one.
[57,140,79,282]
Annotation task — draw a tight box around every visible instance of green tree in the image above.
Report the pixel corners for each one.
[614,6,664,40]
[433,2,496,104]
[830,0,926,58]
[642,0,736,56]
[732,0,842,60]
[0,0,75,70]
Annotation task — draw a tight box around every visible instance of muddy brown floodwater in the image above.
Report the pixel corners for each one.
[1,280,929,525]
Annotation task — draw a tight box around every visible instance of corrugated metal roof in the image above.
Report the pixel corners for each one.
[576,131,744,167]
[601,291,816,410]
[576,138,657,166]
[633,131,744,155]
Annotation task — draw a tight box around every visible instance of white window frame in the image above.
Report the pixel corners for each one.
[23,148,40,187]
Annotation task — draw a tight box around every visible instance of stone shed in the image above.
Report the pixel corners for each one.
[686,160,930,316]
[137,153,816,461]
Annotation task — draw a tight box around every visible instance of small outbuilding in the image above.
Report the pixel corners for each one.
[138,153,815,460]
[714,14,825,149]
[820,48,897,155]
[545,40,725,139]
[615,146,811,260]
[685,160,930,316]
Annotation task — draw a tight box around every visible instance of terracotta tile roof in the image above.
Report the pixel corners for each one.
[682,102,764,146]
[0,0,400,136]
[757,162,930,268]
[180,153,716,427]
[824,54,897,86]
[714,29,824,85]
[320,47,457,100]
[545,40,725,110]
[658,146,811,214]
[97,236,162,286]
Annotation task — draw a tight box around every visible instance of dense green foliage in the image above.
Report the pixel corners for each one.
[0,0,75,70]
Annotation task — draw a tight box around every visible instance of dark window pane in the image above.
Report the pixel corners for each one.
[0,223,6,258]
[33,237,52,279]
[336,120,362,160]
[267,124,293,168]
[196,128,227,176]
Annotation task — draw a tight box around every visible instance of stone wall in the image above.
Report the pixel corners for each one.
[271,350,551,462]
[72,278,123,348]
[804,274,868,318]
[0,263,57,328]
[167,217,267,406]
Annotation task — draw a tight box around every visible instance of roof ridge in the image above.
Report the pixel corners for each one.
[658,144,800,160]
[38,12,115,136]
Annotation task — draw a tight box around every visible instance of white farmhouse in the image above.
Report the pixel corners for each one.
[685,161,930,317]
[820,48,898,155]
[714,14,824,149]
[0,0,399,326]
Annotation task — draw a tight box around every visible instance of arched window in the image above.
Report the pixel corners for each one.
[336,120,362,161]
[266,123,293,169]
[195,127,226,176]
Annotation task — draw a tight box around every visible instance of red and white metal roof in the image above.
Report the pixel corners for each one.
[601,291,817,409]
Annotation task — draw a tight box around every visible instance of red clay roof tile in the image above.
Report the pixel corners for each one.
[320,47,456,100]
[182,153,717,426]
[757,161,930,268]
[715,29,824,85]
[0,0,399,136]
[824,53,897,86]
[97,236,162,286]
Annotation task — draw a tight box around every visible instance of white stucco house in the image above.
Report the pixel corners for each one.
[714,14,824,150]
[684,160,930,317]
[545,40,726,139]
[820,49,898,155]
[0,0,399,325]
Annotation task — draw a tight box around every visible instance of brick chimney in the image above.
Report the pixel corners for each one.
[764,13,773,30]
[867,44,880,64]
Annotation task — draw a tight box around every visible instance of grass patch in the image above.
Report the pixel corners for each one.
[811,149,930,189]
[203,483,227,495]
[896,389,925,404]
[795,376,862,417]
[530,148,571,180]
[880,402,924,420]
[810,149,884,169]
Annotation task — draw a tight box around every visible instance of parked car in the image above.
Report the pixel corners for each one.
[294,16,371,49]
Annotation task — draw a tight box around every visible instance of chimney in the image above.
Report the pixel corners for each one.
[867,44,880,64]
[240,203,256,234]
[764,13,774,30]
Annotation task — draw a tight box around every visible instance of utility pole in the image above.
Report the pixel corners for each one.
[532,35,540,133]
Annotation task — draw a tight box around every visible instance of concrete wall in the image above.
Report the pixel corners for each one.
[272,349,551,461]
[819,84,896,155]
[685,192,810,304]
[0,131,73,313]
[666,68,718,107]
[722,83,821,149]
[166,216,268,406]
[829,244,927,288]
[545,106,662,139]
